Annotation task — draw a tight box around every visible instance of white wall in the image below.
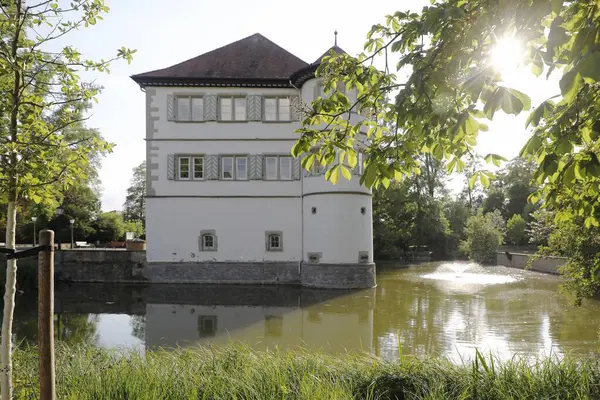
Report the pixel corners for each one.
[146,197,301,262]
[302,194,373,264]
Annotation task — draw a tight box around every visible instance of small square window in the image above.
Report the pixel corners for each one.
[234,98,246,121]
[264,98,277,121]
[266,232,282,252]
[219,97,246,121]
[264,97,290,121]
[278,98,290,121]
[202,234,215,250]
[220,98,232,121]
[221,156,234,180]
[264,315,283,337]
[198,316,217,337]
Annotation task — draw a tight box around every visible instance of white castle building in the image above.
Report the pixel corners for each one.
[131,33,374,288]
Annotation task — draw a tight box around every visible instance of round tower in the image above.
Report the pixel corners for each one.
[291,45,375,289]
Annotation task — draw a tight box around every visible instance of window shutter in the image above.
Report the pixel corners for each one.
[292,158,301,180]
[206,155,219,180]
[204,95,217,121]
[167,154,175,180]
[247,95,262,121]
[249,155,263,180]
[290,96,301,121]
[167,95,175,121]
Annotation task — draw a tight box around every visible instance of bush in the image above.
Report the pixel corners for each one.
[11,344,600,399]
[506,214,527,246]
[460,211,504,264]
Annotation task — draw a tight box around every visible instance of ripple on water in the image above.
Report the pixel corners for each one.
[421,272,517,285]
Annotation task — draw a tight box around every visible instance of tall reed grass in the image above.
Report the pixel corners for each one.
[12,344,600,399]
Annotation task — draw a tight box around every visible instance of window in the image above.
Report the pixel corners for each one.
[357,152,364,174]
[265,156,293,180]
[221,156,247,180]
[198,316,217,337]
[264,315,283,337]
[176,96,204,121]
[267,233,282,251]
[202,234,215,250]
[200,230,217,252]
[219,96,246,121]
[221,156,234,179]
[265,156,278,180]
[236,157,248,180]
[279,157,292,180]
[177,156,204,180]
[193,157,204,179]
[311,161,324,176]
[264,97,291,121]
[178,157,190,179]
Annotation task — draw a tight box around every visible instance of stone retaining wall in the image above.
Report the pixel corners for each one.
[496,251,566,275]
[53,250,376,289]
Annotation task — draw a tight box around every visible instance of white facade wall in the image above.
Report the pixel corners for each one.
[145,81,373,268]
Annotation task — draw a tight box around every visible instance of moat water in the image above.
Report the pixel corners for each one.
[10,262,600,361]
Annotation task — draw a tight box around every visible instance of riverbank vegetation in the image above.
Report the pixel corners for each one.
[10,344,600,399]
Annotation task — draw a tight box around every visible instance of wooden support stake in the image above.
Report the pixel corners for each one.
[38,230,55,400]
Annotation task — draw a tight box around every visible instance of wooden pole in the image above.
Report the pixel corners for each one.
[38,230,55,400]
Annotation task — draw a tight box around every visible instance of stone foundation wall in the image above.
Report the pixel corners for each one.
[496,251,566,275]
[53,250,376,289]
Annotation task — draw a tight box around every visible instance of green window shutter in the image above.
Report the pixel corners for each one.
[167,154,175,180]
[167,95,175,121]
[204,95,217,121]
[247,95,262,121]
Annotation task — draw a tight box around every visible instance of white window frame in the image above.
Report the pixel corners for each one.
[177,156,205,180]
[263,97,291,121]
[193,157,204,180]
[279,156,292,180]
[178,156,191,180]
[221,156,234,180]
[264,155,293,180]
[219,96,246,121]
[221,155,248,180]
[236,156,248,180]
[176,95,204,121]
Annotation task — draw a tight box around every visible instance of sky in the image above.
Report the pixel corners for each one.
[58,0,559,210]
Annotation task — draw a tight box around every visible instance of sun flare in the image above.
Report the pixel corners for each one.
[491,36,523,79]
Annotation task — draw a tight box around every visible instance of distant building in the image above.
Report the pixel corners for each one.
[131,33,374,288]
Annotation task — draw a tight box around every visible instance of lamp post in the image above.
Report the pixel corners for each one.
[56,206,64,249]
[31,216,37,246]
[69,219,75,249]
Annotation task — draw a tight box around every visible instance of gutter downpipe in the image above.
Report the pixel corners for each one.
[289,78,303,279]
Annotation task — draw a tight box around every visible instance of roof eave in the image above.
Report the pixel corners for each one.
[130,76,294,88]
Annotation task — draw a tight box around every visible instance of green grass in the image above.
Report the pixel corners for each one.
[12,344,600,399]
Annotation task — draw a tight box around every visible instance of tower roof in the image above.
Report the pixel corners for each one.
[313,45,347,65]
[131,33,309,87]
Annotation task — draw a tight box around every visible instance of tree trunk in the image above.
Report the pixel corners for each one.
[1,195,17,400]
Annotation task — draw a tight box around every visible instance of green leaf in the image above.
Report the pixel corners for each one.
[329,165,339,184]
[525,100,555,128]
[479,173,490,188]
[559,70,582,104]
[578,51,600,84]
[520,135,543,157]
[340,164,352,181]
[347,150,358,168]
[468,173,478,189]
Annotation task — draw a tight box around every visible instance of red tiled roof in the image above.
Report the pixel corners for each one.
[131,33,308,85]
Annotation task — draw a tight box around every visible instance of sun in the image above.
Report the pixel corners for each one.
[491,36,523,79]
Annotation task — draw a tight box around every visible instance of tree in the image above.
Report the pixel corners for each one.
[291,1,600,299]
[497,158,538,220]
[460,211,504,264]
[123,161,146,227]
[482,186,505,215]
[0,2,134,396]
[527,209,555,246]
[443,197,471,256]
[89,212,125,244]
[506,214,527,247]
